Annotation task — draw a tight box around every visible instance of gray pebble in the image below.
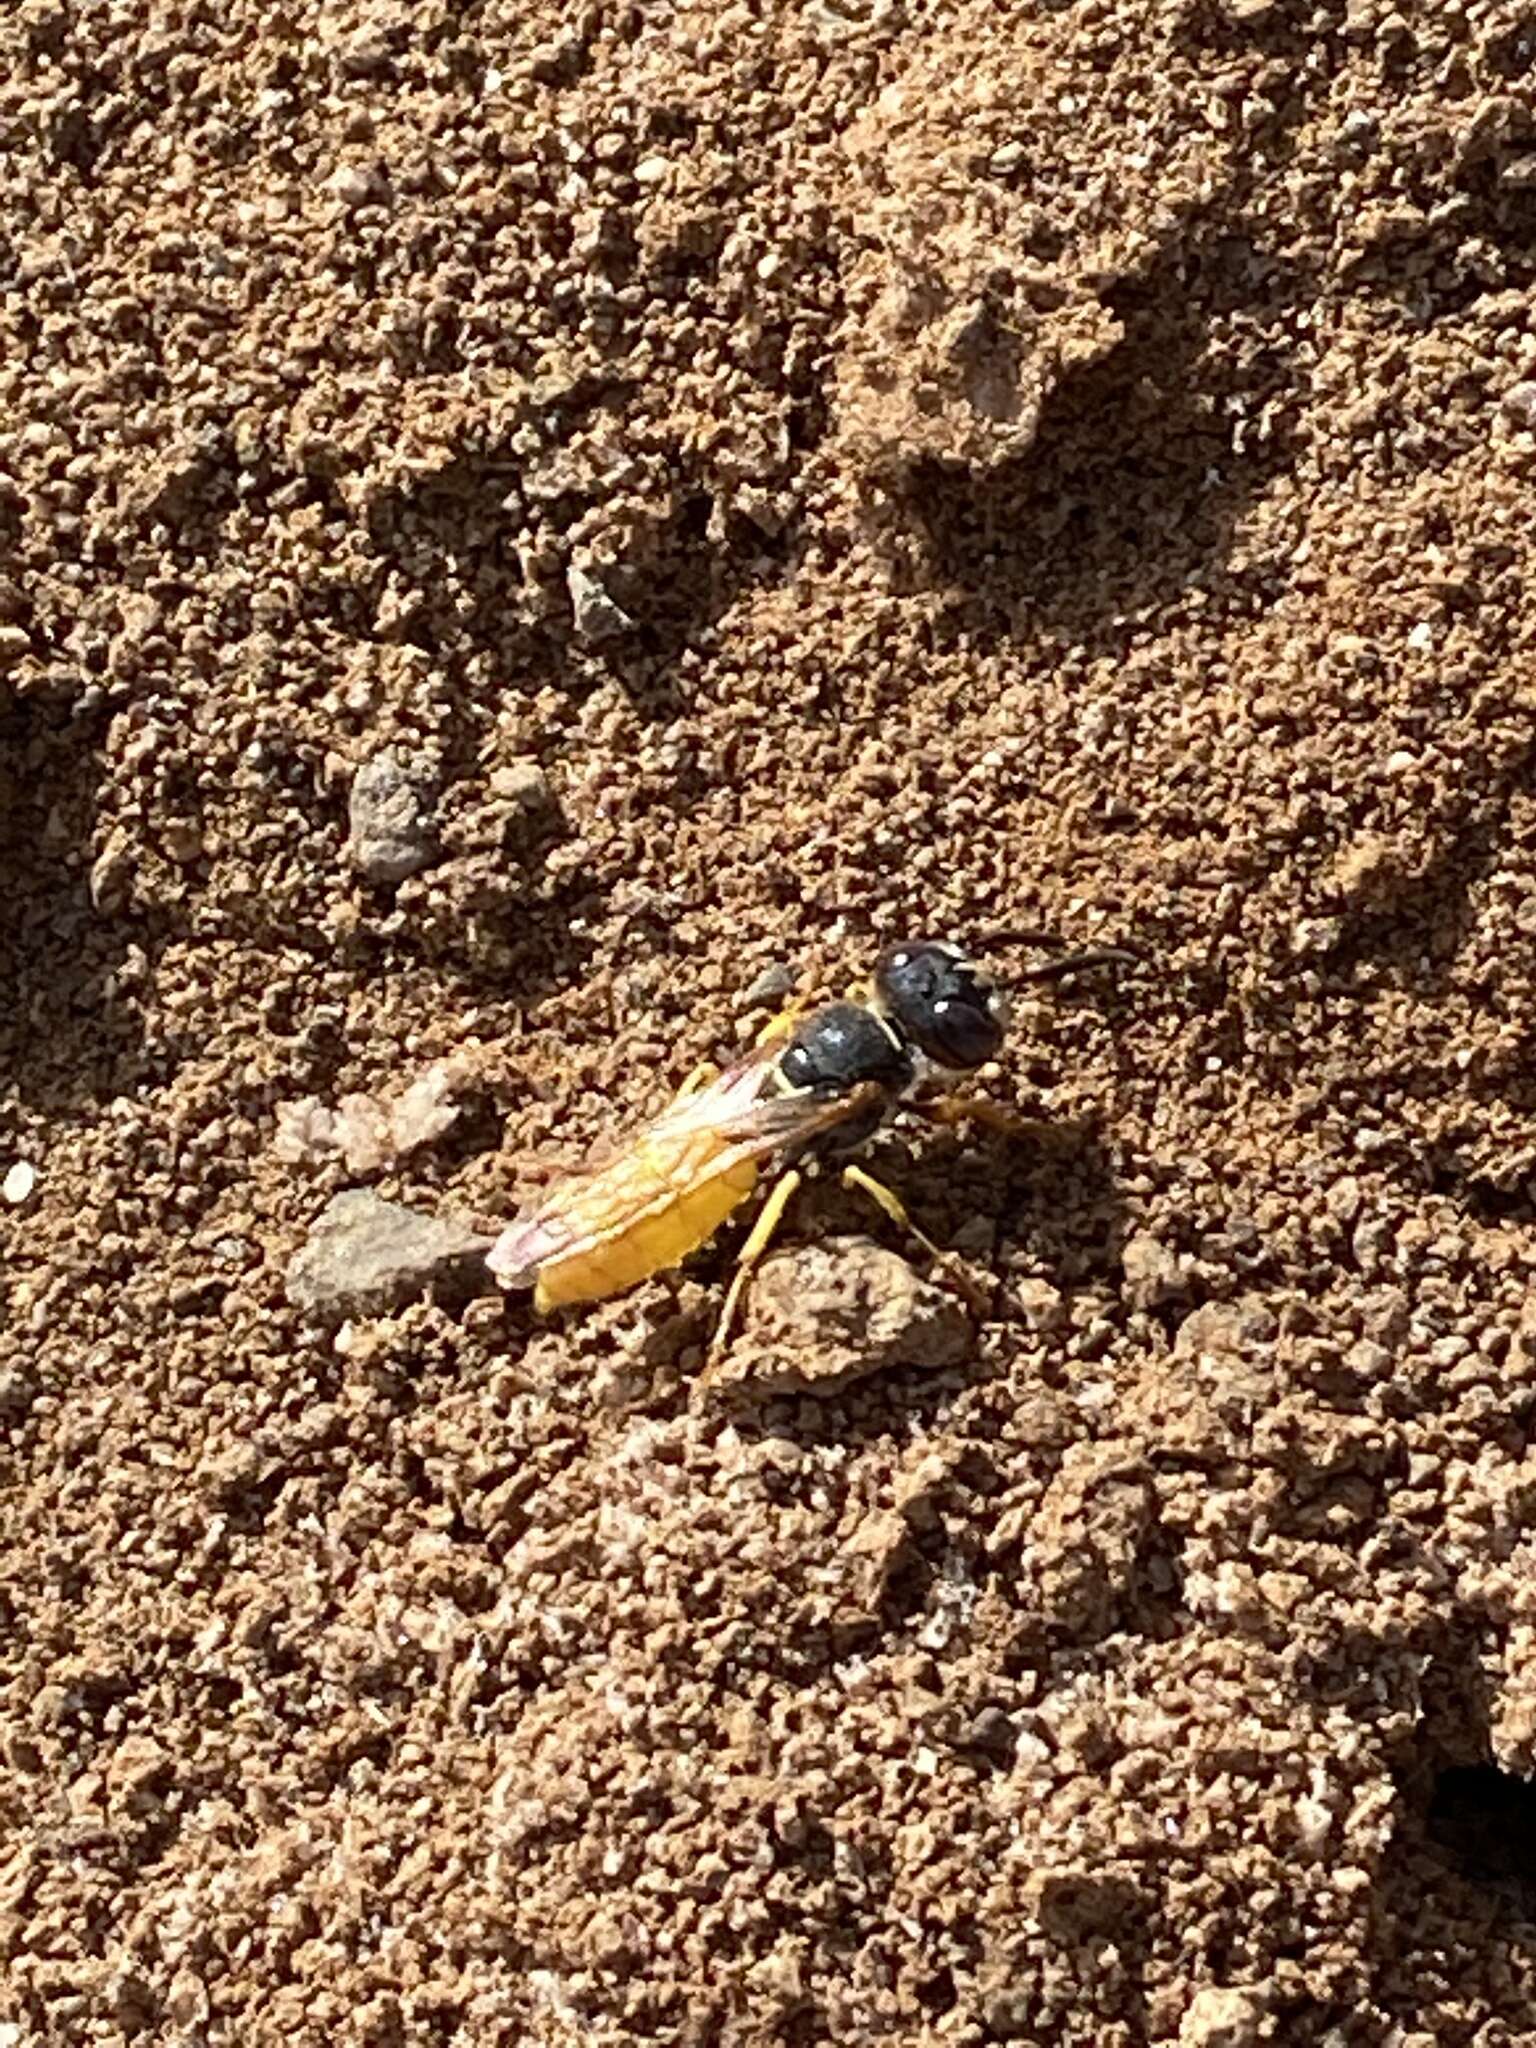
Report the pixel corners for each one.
[1121,1230,1198,1309]
[961,1705,1019,1761]
[327,162,378,208]
[348,747,438,884]
[566,561,634,644]
[286,1188,495,1323]
[738,961,796,1011]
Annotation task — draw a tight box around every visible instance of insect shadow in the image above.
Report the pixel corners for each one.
[720,1112,1127,1456]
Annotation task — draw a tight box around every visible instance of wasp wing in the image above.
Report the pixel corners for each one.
[488,1054,882,1290]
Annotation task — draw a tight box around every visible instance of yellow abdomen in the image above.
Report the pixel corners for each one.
[532,1140,761,1310]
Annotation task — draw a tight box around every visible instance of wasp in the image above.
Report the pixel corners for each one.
[487,938,1130,1361]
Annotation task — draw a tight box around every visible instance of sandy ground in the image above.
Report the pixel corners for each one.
[6,0,1536,2041]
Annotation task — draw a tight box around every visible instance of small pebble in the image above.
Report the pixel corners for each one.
[715,1236,972,1397]
[739,961,795,1010]
[1340,109,1379,147]
[1121,1230,1197,1309]
[327,163,377,208]
[1178,1985,1264,2048]
[567,561,634,644]
[348,747,438,884]
[3,1162,37,1206]
[1014,1276,1067,1332]
[489,757,553,815]
[960,1705,1019,1761]
[286,1188,495,1323]
[89,828,134,913]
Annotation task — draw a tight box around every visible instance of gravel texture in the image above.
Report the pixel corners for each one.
[5,0,1536,2042]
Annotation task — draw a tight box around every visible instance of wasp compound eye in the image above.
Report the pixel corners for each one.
[874,942,1008,1070]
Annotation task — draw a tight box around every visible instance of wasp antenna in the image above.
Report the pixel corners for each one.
[977,926,1068,950]
[1015,945,1140,983]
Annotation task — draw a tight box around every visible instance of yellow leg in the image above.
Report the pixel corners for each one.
[705,1166,803,1368]
[841,1163,991,1313]
[841,1163,948,1260]
[672,1060,719,1102]
[753,995,811,1048]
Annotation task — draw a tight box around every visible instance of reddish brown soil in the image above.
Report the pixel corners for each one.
[6,1,1536,2041]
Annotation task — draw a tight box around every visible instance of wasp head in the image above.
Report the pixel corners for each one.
[873,941,1010,1070]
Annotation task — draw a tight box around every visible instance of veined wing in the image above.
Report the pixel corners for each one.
[487,1059,884,1289]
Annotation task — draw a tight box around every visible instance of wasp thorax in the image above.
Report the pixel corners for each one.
[775,1001,913,1153]
[779,1001,914,1096]
[874,941,1009,1070]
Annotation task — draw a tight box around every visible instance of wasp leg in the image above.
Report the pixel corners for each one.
[840,1163,991,1314]
[913,1094,1051,1143]
[914,1096,1102,1154]
[704,1166,803,1369]
[840,1163,950,1262]
[753,995,813,1048]
[672,1060,720,1102]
